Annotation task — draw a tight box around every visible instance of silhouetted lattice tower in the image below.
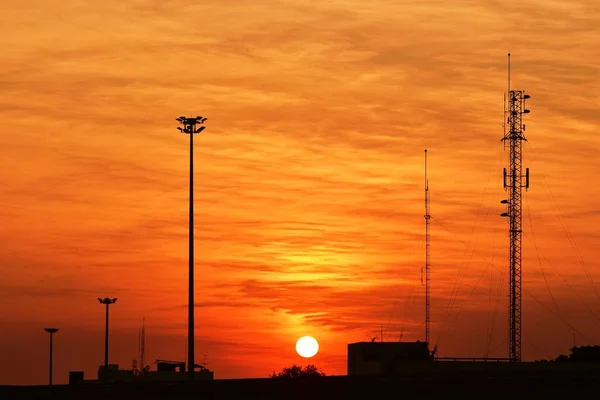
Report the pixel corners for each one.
[424,149,431,346]
[501,54,531,362]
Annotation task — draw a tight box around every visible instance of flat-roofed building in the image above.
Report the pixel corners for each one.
[348,341,433,375]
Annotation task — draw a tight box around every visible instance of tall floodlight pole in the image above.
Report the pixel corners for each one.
[44,328,59,385]
[98,297,117,371]
[500,53,531,362]
[176,115,207,381]
[424,149,431,346]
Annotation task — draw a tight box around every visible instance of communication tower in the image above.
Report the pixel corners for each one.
[424,149,431,345]
[500,53,531,362]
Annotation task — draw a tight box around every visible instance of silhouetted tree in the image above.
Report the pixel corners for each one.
[554,346,600,363]
[270,364,326,379]
[554,354,569,362]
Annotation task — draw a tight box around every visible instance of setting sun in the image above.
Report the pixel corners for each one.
[296,336,319,358]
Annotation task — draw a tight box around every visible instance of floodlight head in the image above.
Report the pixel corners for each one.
[44,328,59,333]
[501,199,508,204]
[176,114,207,136]
[98,298,103,303]
[500,212,509,217]
[112,298,118,303]
[524,109,530,114]
[524,94,530,99]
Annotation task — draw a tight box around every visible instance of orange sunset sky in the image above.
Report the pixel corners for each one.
[1,0,600,386]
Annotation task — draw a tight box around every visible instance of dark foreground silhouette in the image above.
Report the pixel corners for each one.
[2,371,599,400]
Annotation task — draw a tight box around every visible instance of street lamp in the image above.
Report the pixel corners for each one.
[98,297,117,371]
[176,115,207,381]
[44,328,59,385]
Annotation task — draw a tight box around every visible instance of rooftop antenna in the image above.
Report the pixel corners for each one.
[500,53,531,362]
[424,149,431,346]
[138,318,146,373]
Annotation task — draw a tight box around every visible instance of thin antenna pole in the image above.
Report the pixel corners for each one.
[508,53,511,93]
[424,149,431,346]
[140,318,145,373]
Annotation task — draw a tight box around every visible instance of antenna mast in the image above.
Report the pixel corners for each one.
[500,53,531,362]
[424,149,431,346]
[139,318,146,373]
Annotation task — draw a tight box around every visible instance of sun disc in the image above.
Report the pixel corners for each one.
[296,336,319,358]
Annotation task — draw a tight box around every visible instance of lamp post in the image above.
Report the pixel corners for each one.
[98,297,117,371]
[44,328,59,385]
[176,115,207,381]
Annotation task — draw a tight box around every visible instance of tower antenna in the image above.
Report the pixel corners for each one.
[508,53,511,93]
[500,53,531,362]
[139,318,146,373]
[424,149,431,346]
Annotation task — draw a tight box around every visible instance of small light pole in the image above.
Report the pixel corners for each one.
[44,328,59,385]
[176,115,207,381]
[98,297,117,371]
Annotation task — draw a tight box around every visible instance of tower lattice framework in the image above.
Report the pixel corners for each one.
[501,54,531,362]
